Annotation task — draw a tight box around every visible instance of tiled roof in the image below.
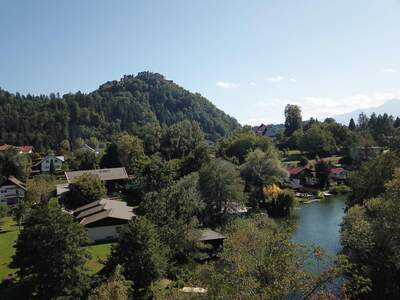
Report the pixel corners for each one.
[74,198,135,226]
[65,167,129,183]
[0,144,33,153]
[288,166,308,175]
[330,167,346,175]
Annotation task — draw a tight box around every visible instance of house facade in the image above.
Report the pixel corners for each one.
[287,166,317,187]
[33,155,64,173]
[0,176,26,205]
[329,167,349,183]
[74,198,135,242]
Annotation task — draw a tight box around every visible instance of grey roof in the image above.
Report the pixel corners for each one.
[195,229,226,242]
[74,198,127,213]
[33,155,64,166]
[65,167,128,183]
[79,207,135,226]
[56,183,69,196]
[75,199,132,220]
[1,176,27,190]
[74,198,135,226]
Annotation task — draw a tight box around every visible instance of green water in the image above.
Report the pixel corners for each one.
[292,196,346,257]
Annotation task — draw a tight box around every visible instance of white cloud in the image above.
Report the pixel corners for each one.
[216,81,239,89]
[381,68,398,73]
[289,78,297,83]
[266,75,284,83]
[249,82,257,86]
[243,92,400,126]
[254,98,292,108]
[302,91,400,119]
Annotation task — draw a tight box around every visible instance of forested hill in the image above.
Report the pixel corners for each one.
[0,72,240,150]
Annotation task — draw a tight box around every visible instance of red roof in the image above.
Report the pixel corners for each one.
[288,166,308,175]
[330,167,346,175]
[0,144,33,153]
[0,144,13,151]
[17,146,34,153]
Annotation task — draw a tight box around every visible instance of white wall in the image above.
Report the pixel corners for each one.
[40,157,63,172]
[0,184,25,205]
[86,225,123,242]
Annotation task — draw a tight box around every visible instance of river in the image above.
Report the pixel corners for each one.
[292,196,346,259]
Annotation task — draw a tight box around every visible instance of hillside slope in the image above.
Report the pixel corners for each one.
[0,72,239,150]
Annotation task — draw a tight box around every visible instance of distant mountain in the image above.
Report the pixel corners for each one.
[0,72,240,150]
[333,99,400,124]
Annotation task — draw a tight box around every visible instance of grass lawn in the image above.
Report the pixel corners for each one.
[0,217,19,281]
[0,216,113,281]
[86,243,113,274]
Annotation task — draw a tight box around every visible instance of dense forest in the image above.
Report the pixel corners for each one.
[0,72,239,150]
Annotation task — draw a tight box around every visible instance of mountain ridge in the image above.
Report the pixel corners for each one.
[333,99,400,124]
[0,72,240,150]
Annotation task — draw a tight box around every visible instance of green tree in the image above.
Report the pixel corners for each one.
[315,160,330,189]
[299,156,309,167]
[140,173,204,260]
[299,125,337,155]
[11,201,30,229]
[65,173,106,209]
[107,217,167,293]
[128,154,177,201]
[113,133,148,174]
[341,169,400,299]
[218,127,275,164]
[160,120,205,160]
[266,190,295,217]
[348,152,400,206]
[201,217,347,299]
[69,149,99,170]
[199,159,246,226]
[240,149,288,207]
[0,204,9,219]
[88,265,132,300]
[12,205,90,298]
[49,159,55,174]
[26,176,54,204]
[394,117,400,128]
[349,118,356,130]
[0,149,32,180]
[284,104,303,136]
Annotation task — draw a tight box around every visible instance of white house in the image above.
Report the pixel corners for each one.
[33,155,65,173]
[0,176,26,205]
[73,198,135,242]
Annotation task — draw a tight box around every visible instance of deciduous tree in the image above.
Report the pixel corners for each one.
[12,204,90,298]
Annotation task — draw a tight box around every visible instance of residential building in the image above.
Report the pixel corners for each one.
[0,176,26,205]
[65,167,129,193]
[287,166,317,187]
[32,155,65,174]
[0,144,34,154]
[73,198,135,242]
[253,124,285,140]
[329,167,349,183]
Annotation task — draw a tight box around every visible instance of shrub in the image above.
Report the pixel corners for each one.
[330,185,351,195]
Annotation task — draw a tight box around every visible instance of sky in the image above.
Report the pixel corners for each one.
[1,0,400,125]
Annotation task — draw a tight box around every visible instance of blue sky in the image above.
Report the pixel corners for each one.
[1,0,400,124]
